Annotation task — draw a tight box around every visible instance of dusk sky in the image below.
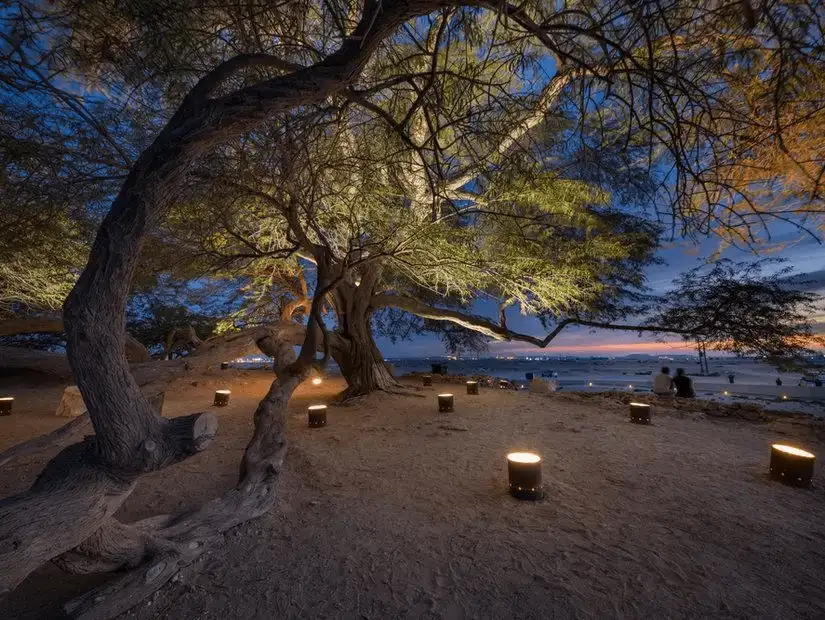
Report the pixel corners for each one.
[376,224,825,358]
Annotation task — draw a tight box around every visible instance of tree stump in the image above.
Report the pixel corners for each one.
[308,405,327,428]
[629,402,652,424]
[507,452,543,500]
[770,444,815,488]
[438,393,454,413]
[55,386,86,418]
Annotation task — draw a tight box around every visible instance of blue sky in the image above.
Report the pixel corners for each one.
[375,225,825,358]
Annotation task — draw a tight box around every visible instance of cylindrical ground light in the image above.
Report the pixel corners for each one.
[220,361,230,370]
[0,397,12,416]
[213,390,231,407]
[629,402,651,425]
[308,404,327,428]
[422,375,433,387]
[466,380,479,395]
[499,379,509,390]
[438,393,454,413]
[507,452,543,500]
[770,444,815,488]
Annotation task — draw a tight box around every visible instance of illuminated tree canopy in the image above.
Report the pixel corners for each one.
[0,1,824,616]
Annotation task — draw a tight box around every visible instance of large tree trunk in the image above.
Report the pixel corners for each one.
[331,266,397,398]
[0,1,434,611]
[333,320,396,396]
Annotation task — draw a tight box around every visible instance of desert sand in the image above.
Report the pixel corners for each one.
[2,369,825,619]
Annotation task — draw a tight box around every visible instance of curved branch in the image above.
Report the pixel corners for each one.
[371,295,703,347]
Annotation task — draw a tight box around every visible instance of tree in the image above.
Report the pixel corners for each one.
[2,1,825,617]
[648,259,825,366]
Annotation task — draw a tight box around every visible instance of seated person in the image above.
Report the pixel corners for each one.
[672,368,695,398]
[652,366,674,395]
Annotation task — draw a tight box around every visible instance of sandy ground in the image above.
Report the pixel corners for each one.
[2,370,825,619]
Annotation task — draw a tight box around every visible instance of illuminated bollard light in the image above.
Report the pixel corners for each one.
[629,402,651,425]
[213,390,231,407]
[220,361,230,370]
[311,377,323,386]
[308,405,327,428]
[499,379,509,390]
[507,452,543,500]
[422,375,433,387]
[0,397,12,416]
[466,380,479,395]
[770,444,815,488]
[438,393,454,413]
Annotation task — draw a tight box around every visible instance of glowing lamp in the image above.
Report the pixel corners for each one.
[507,452,543,500]
[588,382,593,387]
[629,402,651,425]
[770,444,815,488]
[628,384,633,390]
[213,390,231,407]
[0,397,12,416]
[499,379,509,390]
[438,393,454,413]
[422,375,433,387]
[723,390,729,396]
[308,404,327,428]
[311,377,323,386]
[220,362,229,370]
[466,380,479,395]
[782,394,788,400]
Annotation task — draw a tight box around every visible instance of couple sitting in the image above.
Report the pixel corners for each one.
[653,366,695,398]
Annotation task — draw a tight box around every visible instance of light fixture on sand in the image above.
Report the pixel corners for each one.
[220,361,230,370]
[311,377,323,386]
[466,380,479,395]
[629,402,651,425]
[507,452,543,500]
[213,390,231,407]
[0,397,12,415]
[438,393,454,413]
[308,404,327,428]
[770,444,815,488]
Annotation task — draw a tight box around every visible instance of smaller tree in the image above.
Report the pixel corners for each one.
[649,259,825,367]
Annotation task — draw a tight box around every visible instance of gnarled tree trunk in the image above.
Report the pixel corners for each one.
[331,267,397,398]
[0,0,435,612]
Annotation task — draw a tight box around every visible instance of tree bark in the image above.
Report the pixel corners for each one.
[0,0,443,609]
[332,268,397,398]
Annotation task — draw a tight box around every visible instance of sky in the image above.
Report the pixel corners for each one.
[375,224,825,358]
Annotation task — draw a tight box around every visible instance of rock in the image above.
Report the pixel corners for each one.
[55,385,86,418]
[529,377,550,394]
[56,385,164,417]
